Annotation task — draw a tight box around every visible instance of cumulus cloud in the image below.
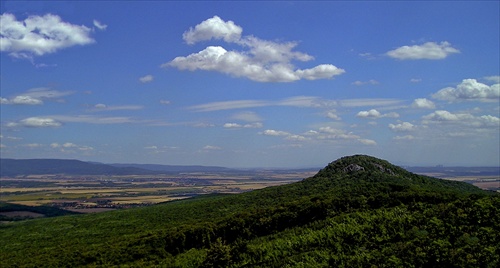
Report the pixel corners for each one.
[386,41,459,60]
[356,109,399,119]
[164,16,345,82]
[432,79,500,102]
[389,122,416,132]
[183,16,242,44]
[412,98,436,109]
[7,117,62,128]
[0,13,95,58]
[139,75,154,83]
[0,87,74,105]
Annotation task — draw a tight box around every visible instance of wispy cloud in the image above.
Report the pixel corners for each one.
[93,20,107,31]
[90,104,144,111]
[189,96,403,112]
[0,87,75,105]
[51,115,137,124]
[352,79,379,86]
[139,75,154,83]
[7,117,62,128]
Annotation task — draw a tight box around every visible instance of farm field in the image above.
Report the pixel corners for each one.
[0,170,316,214]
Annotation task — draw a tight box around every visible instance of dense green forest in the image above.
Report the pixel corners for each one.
[1,155,498,267]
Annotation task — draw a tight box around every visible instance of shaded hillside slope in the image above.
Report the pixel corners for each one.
[1,155,498,267]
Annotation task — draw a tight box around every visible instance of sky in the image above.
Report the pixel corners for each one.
[1,1,499,168]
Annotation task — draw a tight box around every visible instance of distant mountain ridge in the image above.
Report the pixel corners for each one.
[0,158,241,176]
[0,159,158,176]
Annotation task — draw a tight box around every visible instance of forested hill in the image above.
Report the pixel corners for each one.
[1,155,498,267]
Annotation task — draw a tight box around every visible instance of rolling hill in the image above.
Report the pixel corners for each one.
[0,155,498,267]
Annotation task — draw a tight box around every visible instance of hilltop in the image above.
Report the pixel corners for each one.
[0,155,498,267]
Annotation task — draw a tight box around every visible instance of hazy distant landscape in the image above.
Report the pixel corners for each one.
[1,158,498,219]
[1,155,499,267]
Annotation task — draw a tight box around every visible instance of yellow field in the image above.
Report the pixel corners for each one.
[0,173,310,211]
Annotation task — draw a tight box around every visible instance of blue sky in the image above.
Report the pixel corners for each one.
[1,1,499,168]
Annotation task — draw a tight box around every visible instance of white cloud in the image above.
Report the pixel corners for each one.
[203,145,222,150]
[261,129,291,136]
[189,96,405,113]
[23,143,43,148]
[410,78,422,83]
[356,109,399,119]
[165,16,345,82]
[484,75,500,83]
[423,110,500,127]
[338,99,402,108]
[432,79,500,102]
[139,75,154,83]
[1,87,74,105]
[356,109,381,118]
[230,111,262,122]
[286,134,307,141]
[261,129,308,142]
[93,20,107,30]
[389,122,416,132]
[51,142,93,151]
[223,123,242,128]
[0,13,95,57]
[183,16,242,45]
[10,95,43,105]
[91,104,143,111]
[8,117,62,128]
[393,135,415,140]
[351,79,379,86]
[386,41,459,60]
[160,100,171,105]
[50,115,135,124]
[412,98,436,109]
[326,110,341,120]
[313,127,361,140]
[358,139,377,146]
